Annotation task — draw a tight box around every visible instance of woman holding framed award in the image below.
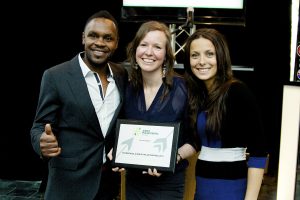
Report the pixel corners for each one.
[116,21,196,199]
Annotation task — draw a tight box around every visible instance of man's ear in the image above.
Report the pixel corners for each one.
[82,32,85,45]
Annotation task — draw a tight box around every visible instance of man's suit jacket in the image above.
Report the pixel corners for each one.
[30,54,128,200]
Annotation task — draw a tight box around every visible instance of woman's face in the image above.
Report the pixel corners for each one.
[136,30,167,75]
[189,37,217,90]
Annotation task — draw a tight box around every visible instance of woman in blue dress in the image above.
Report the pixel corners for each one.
[121,21,196,199]
[183,28,268,200]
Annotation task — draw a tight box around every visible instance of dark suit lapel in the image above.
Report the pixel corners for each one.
[105,62,126,136]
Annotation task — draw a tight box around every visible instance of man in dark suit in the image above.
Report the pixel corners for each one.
[30,10,128,200]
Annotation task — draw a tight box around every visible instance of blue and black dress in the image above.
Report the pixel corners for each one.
[194,82,268,200]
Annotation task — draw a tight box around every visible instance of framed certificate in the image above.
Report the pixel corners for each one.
[112,119,181,172]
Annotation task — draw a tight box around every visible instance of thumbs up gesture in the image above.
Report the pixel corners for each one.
[40,124,61,157]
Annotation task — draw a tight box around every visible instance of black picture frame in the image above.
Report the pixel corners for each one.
[112,119,181,172]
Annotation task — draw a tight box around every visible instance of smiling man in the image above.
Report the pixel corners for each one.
[30,10,128,200]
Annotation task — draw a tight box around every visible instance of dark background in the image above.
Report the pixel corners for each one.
[1,0,291,180]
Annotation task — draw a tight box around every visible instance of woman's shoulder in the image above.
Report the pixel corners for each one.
[171,75,188,99]
[173,73,186,84]
[172,74,187,89]
[226,79,250,93]
[227,79,256,102]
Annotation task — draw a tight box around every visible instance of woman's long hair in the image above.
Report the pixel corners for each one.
[184,28,235,139]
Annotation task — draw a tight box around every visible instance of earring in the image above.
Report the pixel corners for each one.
[162,64,167,78]
[134,62,139,70]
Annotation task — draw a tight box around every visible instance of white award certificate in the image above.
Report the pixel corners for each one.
[112,119,180,172]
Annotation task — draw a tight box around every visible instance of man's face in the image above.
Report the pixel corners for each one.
[82,18,118,68]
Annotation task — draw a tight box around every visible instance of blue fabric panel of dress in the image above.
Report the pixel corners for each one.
[197,111,221,147]
[195,111,247,200]
[194,177,246,200]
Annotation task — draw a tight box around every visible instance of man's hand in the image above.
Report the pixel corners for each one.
[40,124,61,157]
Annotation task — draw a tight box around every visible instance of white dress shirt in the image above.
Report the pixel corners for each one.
[78,54,120,162]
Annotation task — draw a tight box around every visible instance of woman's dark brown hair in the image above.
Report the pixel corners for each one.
[184,28,235,139]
